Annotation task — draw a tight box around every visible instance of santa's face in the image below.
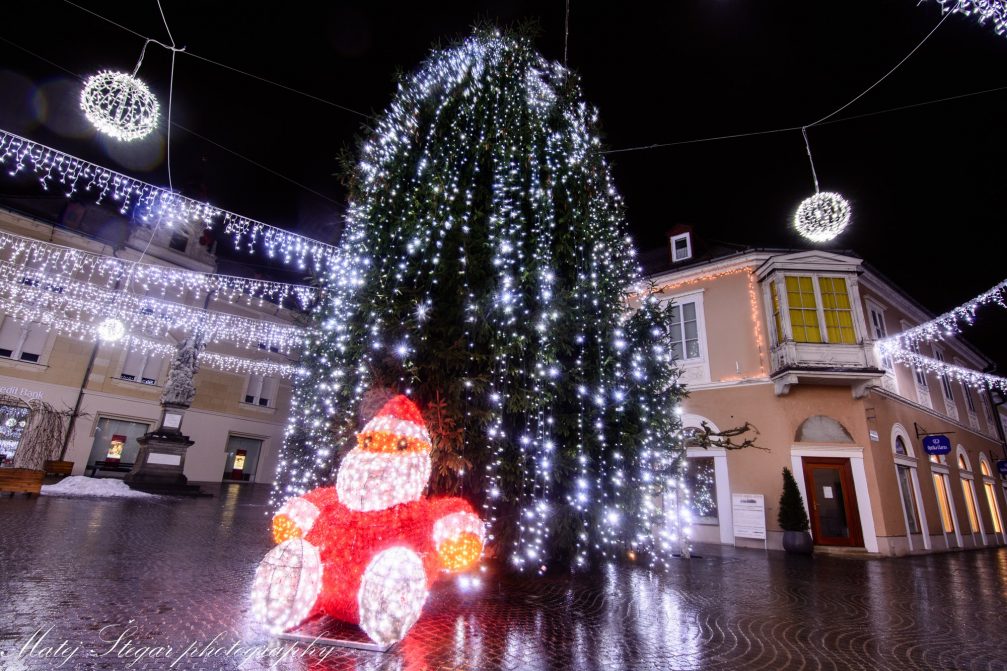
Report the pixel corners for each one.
[335,423,432,511]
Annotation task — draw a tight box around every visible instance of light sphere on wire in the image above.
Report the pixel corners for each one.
[97,317,126,343]
[80,71,159,142]
[793,191,851,243]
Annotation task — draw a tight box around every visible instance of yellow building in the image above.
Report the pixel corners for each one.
[0,205,298,484]
[648,227,1007,555]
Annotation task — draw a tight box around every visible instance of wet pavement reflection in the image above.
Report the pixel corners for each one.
[3,483,1007,670]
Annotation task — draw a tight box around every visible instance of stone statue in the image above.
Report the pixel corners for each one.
[160,334,204,407]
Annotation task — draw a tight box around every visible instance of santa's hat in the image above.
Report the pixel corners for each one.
[357,395,431,453]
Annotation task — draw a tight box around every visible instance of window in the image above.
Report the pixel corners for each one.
[770,280,783,345]
[785,276,822,343]
[120,350,162,385]
[894,435,908,455]
[683,456,718,524]
[962,477,982,535]
[669,301,700,361]
[897,465,921,534]
[933,473,956,534]
[981,460,1004,535]
[934,350,954,402]
[258,343,281,354]
[223,435,263,482]
[0,319,47,363]
[818,277,856,344]
[867,303,893,368]
[169,231,189,252]
[86,417,151,467]
[909,340,928,389]
[244,374,278,407]
[963,383,977,414]
[958,450,985,541]
[670,233,691,262]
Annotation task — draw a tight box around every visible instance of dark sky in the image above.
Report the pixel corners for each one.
[1,1,1006,369]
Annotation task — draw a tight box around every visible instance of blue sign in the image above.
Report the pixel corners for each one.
[997,460,1007,477]
[922,435,951,456]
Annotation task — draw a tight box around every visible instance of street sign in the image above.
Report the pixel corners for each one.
[997,460,1007,477]
[922,435,951,456]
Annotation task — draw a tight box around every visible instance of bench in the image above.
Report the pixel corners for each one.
[87,461,135,478]
[43,460,74,477]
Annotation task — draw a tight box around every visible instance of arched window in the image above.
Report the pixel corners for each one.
[898,433,922,531]
[958,447,986,545]
[895,436,908,456]
[980,456,1004,541]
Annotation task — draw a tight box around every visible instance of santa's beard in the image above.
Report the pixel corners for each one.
[336,448,431,512]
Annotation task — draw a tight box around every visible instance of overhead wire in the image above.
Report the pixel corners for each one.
[62,0,371,120]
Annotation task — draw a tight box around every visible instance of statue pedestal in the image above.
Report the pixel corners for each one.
[125,407,206,496]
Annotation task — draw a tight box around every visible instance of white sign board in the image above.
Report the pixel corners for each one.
[732,493,767,540]
[147,452,181,466]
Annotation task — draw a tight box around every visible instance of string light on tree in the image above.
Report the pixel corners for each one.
[930,0,1007,36]
[793,128,850,243]
[272,30,686,573]
[80,70,160,142]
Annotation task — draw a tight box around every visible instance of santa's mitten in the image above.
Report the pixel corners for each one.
[271,487,339,544]
[433,511,485,572]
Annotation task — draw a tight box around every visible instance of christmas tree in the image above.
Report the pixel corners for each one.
[274,30,686,572]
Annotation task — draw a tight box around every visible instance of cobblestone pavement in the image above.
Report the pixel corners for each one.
[3,483,1007,671]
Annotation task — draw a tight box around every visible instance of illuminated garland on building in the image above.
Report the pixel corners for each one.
[878,277,1006,349]
[930,0,1007,36]
[273,31,685,573]
[0,129,338,271]
[0,271,303,353]
[0,229,322,310]
[877,342,1007,392]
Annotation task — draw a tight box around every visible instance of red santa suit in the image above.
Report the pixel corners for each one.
[251,395,485,646]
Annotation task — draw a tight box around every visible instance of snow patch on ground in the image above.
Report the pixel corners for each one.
[41,476,161,499]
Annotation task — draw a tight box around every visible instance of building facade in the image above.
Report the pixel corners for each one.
[647,230,1007,555]
[0,206,297,484]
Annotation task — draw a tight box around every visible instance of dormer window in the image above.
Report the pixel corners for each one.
[670,233,692,263]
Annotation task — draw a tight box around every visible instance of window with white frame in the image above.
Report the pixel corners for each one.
[979,458,1004,537]
[772,274,858,345]
[893,436,921,535]
[244,374,278,407]
[669,299,701,361]
[962,382,977,415]
[120,350,163,385]
[933,349,954,402]
[958,449,986,543]
[670,233,692,263]
[0,318,47,363]
[866,301,893,368]
[901,322,928,389]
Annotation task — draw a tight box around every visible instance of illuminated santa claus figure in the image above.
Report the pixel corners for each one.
[251,395,485,646]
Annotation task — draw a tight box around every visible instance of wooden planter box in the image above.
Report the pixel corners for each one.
[0,468,45,495]
[43,460,74,477]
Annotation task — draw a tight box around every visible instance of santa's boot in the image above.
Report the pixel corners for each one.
[357,547,429,646]
[251,539,324,633]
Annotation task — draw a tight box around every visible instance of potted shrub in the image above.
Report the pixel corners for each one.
[778,467,813,554]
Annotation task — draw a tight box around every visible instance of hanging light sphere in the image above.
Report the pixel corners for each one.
[80,70,159,142]
[793,191,851,243]
[97,317,126,343]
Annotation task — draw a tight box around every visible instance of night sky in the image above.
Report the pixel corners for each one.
[1,1,1006,369]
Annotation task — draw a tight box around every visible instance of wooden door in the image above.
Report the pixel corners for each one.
[802,457,864,547]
